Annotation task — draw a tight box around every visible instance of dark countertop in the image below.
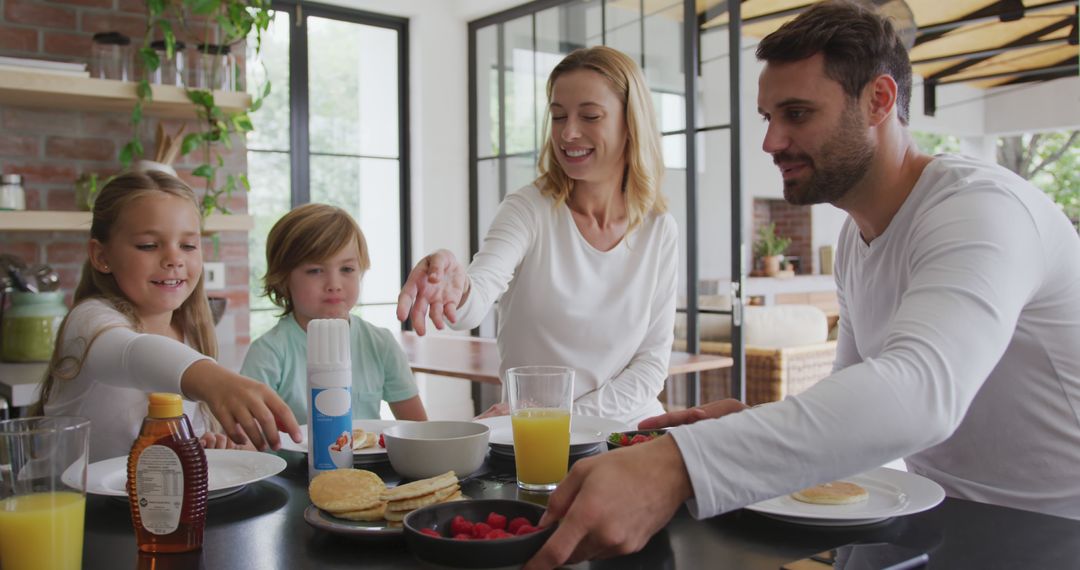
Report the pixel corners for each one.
[83,450,1080,569]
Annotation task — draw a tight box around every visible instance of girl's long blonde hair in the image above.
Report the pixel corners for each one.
[34,171,218,428]
[536,46,667,232]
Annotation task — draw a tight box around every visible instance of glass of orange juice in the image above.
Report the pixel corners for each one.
[0,416,90,570]
[507,366,574,492]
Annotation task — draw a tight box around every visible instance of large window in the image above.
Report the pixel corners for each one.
[469,1,747,405]
[247,3,409,337]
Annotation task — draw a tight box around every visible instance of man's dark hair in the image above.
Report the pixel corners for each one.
[756,0,912,125]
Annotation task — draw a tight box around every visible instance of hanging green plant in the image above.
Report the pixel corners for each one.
[124,0,273,217]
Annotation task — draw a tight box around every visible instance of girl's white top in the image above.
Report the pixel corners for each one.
[44,299,211,462]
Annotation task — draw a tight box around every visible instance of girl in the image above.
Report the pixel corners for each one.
[36,171,301,462]
[241,203,427,423]
[397,46,677,426]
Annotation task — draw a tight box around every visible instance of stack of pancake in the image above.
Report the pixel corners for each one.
[308,469,464,527]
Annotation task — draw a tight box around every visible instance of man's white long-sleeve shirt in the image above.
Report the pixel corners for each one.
[673,154,1080,520]
[452,185,678,426]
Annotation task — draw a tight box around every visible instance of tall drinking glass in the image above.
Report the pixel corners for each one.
[507,366,574,492]
[0,416,91,570]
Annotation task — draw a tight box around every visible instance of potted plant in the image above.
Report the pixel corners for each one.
[122,0,273,217]
[754,222,791,277]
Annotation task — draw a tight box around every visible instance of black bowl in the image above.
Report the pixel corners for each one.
[606,429,669,450]
[403,499,556,568]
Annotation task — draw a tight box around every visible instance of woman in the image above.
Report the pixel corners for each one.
[397,46,676,426]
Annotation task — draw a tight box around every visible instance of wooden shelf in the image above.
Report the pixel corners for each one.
[0,69,250,118]
[0,211,252,233]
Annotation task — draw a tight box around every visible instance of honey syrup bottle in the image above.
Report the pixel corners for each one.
[127,392,209,553]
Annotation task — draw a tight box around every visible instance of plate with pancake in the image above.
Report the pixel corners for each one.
[744,467,945,526]
[279,419,411,463]
[476,414,629,457]
[80,449,287,500]
[305,469,464,539]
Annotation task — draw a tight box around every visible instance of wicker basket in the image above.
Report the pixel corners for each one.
[668,340,837,407]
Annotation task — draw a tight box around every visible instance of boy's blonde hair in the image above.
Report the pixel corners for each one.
[35,171,217,422]
[263,203,370,316]
[536,46,667,233]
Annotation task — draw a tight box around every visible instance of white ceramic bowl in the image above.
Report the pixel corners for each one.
[383,421,490,480]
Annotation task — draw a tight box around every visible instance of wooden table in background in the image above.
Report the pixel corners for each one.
[393,330,733,384]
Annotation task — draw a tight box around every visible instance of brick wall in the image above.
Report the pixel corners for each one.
[752,198,813,274]
[0,0,251,346]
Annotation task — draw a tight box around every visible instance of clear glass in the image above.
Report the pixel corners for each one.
[0,416,90,570]
[475,25,498,157]
[308,17,399,158]
[192,47,233,91]
[244,150,291,316]
[506,366,575,492]
[90,40,132,81]
[503,14,536,155]
[149,45,184,86]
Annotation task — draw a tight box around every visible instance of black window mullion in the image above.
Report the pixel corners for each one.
[288,1,310,207]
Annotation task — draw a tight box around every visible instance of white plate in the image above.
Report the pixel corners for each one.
[279,419,410,459]
[81,449,287,499]
[476,414,629,454]
[304,504,402,539]
[744,467,945,526]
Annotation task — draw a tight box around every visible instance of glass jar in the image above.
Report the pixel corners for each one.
[192,43,233,91]
[90,31,132,81]
[149,39,185,86]
[0,174,25,211]
[1,291,68,363]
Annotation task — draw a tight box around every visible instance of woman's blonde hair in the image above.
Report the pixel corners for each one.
[262,203,370,316]
[34,171,217,427]
[536,46,667,232]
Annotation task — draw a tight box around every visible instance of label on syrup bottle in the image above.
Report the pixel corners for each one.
[135,444,184,535]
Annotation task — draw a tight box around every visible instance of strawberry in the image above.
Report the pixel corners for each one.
[507,516,530,534]
[472,522,492,539]
[620,433,630,446]
[420,528,440,537]
[378,433,385,448]
[629,434,650,445]
[486,512,507,530]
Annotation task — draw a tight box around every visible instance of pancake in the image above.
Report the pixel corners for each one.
[791,481,869,505]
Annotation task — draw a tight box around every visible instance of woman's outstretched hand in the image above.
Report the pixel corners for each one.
[396,249,469,335]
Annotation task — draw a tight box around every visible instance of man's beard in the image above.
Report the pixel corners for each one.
[777,105,875,206]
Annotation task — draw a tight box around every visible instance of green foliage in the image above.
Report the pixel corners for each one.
[998,131,1080,230]
[753,222,791,258]
[912,131,962,155]
[125,0,273,217]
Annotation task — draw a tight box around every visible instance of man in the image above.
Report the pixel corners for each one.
[524,2,1080,568]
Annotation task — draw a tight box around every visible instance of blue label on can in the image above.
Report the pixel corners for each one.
[310,386,353,471]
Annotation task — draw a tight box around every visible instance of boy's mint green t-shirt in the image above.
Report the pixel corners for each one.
[240,314,419,423]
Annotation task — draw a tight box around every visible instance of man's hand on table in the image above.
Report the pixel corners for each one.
[637,398,749,430]
[524,435,693,570]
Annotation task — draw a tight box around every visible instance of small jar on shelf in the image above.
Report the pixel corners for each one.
[148,40,186,86]
[90,31,132,81]
[0,174,25,211]
[192,43,234,91]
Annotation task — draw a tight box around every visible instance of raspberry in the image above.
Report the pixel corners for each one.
[485,529,513,540]
[507,517,530,534]
[450,515,474,536]
[486,512,507,530]
[515,524,539,535]
[453,533,472,541]
[472,522,492,539]
[420,528,440,537]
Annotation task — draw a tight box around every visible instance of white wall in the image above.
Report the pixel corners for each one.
[983,76,1080,135]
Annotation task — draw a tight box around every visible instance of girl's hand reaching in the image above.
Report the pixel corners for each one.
[397,249,469,335]
[199,432,256,451]
[181,360,302,451]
